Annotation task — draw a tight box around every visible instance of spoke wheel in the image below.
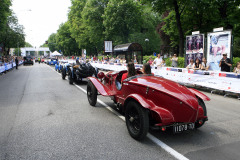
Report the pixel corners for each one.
[87,81,97,106]
[125,101,149,140]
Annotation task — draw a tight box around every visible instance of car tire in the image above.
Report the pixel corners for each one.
[68,71,73,85]
[125,101,149,140]
[87,81,97,106]
[195,98,207,129]
[62,69,66,80]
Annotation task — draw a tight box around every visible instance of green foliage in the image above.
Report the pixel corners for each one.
[0,0,11,34]
[149,0,240,57]
[165,58,171,67]
[47,33,58,52]
[128,5,161,55]
[13,48,21,56]
[0,14,25,55]
[25,42,33,47]
[177,57,185,68]
[233,57,240,69]
[143,55,155,63]
[233,37,240,57]
[56,22,79,56]
[103,0,143,44]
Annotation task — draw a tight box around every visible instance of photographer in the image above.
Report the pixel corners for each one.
[219,53,232,72]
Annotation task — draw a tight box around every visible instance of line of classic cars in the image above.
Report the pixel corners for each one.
[48,59,210,141]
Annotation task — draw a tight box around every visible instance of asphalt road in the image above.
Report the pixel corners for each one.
[0,63,240,160]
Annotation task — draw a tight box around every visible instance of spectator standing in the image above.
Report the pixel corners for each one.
[93,55,96,61]
[233,61,240,74]
[201,57,210,71]
[122,58,126,64]
[115,56,120,63]
[159,59,166,67]
[152,53,163,67]
[170,54,178,67]
[134,56,138,64]
[219,53,232,72]
[15,57,19,69]
[148,57,153,65]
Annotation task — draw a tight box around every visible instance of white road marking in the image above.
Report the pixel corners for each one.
[48,65,189,160]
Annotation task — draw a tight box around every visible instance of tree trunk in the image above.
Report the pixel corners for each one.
[173,0,184,57]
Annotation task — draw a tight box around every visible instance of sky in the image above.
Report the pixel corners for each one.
[11,0,71,48]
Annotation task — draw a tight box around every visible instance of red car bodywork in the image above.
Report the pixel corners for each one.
[88,70,210,130]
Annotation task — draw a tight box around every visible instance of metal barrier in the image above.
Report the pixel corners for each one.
[90,61,240,95]
[0,61,23,74]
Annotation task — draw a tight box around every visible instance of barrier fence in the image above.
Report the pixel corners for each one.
[0,61,23,74]
[90,61,240,94]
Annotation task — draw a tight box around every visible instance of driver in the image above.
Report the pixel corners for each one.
[121,62,136,82]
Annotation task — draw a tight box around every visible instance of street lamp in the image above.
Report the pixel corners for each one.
[145,38,149,55]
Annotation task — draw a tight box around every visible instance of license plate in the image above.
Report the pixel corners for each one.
[173,123,195,133]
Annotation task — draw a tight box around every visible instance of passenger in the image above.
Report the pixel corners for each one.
[142,63,152,75]
[121,62,136,82]
[170,54,178,67]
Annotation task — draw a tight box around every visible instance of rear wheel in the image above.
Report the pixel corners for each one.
[62,68,66,80]
[68,71,73,85]
[87,81,97,106]
[195,99,207,128]
[125,101,149,140]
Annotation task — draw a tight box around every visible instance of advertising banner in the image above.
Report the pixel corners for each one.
[104,41,112,53]
[186,34,204,66]
[207,30,232,71]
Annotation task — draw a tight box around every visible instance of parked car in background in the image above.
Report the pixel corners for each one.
[23,56,34,65]
[48,58,58,65]
[34,57,38,62]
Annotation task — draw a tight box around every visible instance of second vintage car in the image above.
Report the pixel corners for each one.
[87,70,210,140]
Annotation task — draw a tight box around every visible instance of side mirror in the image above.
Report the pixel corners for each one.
[97,72,105,79]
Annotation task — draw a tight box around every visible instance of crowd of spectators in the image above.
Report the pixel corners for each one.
[0,56,22,66]
[62,54,240,74]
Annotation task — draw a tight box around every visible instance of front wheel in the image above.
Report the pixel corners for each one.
[87,81,97,106]
[125,101,149,140]
[195,99,207,128]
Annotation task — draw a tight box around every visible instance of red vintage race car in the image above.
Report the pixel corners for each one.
[87,70,210,140]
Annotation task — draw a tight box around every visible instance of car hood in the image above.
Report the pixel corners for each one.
[129,76,198,108]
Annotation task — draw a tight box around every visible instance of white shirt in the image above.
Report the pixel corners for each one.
[201,62,209,68]
[153,57,163,66]
[187,63,195,69]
